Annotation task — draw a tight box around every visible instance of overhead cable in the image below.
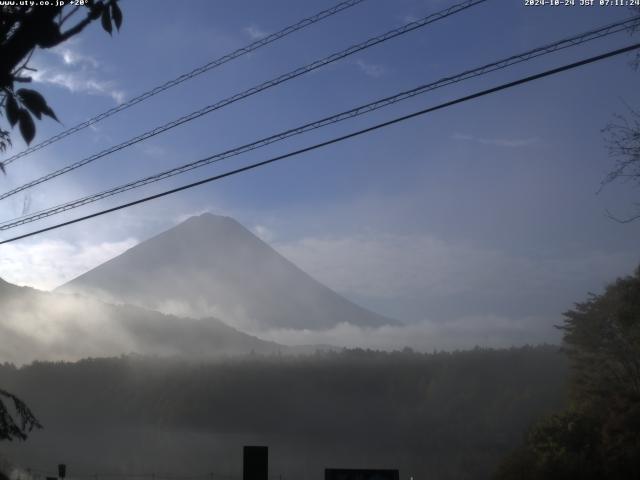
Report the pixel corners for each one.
[2,42,638,244]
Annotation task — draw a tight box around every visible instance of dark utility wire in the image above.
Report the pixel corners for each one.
[1,42,638,245]
[1,16,638,231]
[0,0,368,166]
[0,0,487,200]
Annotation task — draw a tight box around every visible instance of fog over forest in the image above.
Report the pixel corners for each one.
[1,347,568,480]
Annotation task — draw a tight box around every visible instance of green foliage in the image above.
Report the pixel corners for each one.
[561,265,640,409]
[527,412,600,467]
[494,267,640,479]
[3,88,58,146]
[518,411,602,479]
[17,89,58,122]
[0,0,123,152]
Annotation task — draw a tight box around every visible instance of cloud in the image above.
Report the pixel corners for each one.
[30,44,125,104]
[274,232,638,321]
[53,46,100,69]
[0,288,265,365]
[0,291,137,362]
[31,68,125,104]
[452,133,538,148]
[243,25,268,40]
[259,315,560,352]
[276,233,526,299]
[173,207,230,225]
[252,224,275,242]
[0,238,137,291]
[355,59,385,78]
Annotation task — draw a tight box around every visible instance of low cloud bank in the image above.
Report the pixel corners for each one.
[0,280,561,366]
[0,285,281,366]
[275,233,639,321]
[258,314,561,352]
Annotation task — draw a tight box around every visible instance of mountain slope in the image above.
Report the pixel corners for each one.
[0,278,285,364]
[58,213,394,331]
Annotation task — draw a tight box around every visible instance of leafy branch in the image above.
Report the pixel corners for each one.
[0,0,123,157]
[0,389,42,442]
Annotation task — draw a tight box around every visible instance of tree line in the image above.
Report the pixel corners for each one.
[0,345,568,480]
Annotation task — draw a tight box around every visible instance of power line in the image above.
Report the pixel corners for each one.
[1,42,638,245]
[0,0,368,167]
[0,0,487,201]
[1,16,638,230]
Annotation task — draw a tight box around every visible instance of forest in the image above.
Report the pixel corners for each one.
[0,346,568,480]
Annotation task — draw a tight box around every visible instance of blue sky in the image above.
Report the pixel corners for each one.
[1,0,639,348]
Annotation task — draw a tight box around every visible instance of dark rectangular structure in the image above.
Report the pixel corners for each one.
[243,446,268,480]
[325,469,399,480]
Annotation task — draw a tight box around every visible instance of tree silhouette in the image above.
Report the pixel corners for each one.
[0,0,123,159]
[600,7,640,222]
[0,389,41,441]
[561,266,640,407]
[494,266,640,479]
[0,0,123,442]
[602,107,640,223]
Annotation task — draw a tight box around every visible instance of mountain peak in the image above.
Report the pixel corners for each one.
[171,212,252,235]
[189,212,233,222]
[174,212,238,230]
